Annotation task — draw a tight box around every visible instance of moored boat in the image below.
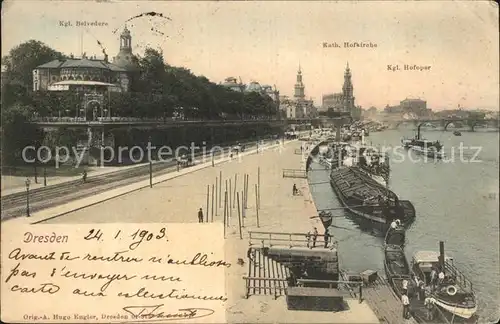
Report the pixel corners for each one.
[384,221,406,248]
[411,242,478,320]
[329,167,415,231]
[384,244,414,298]
[453,130,462,136]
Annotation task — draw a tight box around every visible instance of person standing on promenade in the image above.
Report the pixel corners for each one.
[401,292,410,319]
[198,208,204,223]
[324,229,330,248]
[306,231,311,248]
[292,184,298,196]
[82,170,87,184]
[312,227,318,248]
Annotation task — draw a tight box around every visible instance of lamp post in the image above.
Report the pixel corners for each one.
[25,178,31,217]
[149,136,153,188]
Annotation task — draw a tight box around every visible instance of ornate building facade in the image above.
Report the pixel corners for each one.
[281,65,316,118]
[32,27,139,120]
[321,63,356,116]
[220,77,279,102]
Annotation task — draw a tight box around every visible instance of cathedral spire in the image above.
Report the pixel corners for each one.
[294,63,305,100]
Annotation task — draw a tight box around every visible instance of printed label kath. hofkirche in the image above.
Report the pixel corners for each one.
[323,41,378,48]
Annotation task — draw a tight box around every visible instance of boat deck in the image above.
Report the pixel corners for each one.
[330,167,389,200]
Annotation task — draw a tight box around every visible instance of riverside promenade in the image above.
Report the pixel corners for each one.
[3,140,380,323]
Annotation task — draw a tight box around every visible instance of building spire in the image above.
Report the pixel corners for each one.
[298,62,301,74]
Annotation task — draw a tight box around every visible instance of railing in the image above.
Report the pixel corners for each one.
[243,276,288,299]
[282,169,308,179]
[444,260,474,292]
[32,116,289,123]
[249,231,336,249]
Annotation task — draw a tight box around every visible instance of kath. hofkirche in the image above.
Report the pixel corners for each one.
[323,41,378,48]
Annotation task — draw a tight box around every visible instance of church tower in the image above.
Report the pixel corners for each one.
[294,64,305,100]
[113,26,139,71]
[342,62,354,113]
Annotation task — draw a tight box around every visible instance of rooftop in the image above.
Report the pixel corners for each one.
[412,250,453,263]
[37,58,127,72]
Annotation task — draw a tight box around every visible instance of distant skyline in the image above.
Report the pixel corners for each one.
[2,0,499,110]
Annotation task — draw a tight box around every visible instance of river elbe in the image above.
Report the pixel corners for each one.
[308,129,499,321]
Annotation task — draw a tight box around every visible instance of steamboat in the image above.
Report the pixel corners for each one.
[411,242,478,321]
[401,124,445,159]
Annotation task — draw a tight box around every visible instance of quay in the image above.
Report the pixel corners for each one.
[4,138,416,323]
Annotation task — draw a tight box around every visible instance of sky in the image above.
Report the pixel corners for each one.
[2,0,499,110]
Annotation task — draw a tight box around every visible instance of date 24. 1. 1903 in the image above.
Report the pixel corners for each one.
[83,227,167,250]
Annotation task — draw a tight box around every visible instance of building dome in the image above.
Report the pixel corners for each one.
[113,53,139,71]
[221,77,244,92]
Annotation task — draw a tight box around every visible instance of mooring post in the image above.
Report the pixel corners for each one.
[223,191,228,237]
[233,174,237,205]
[219,171,222,207]
[246,174,249,208]
[255,184,260,228]
[229,179,232,212]
[206,185,209,223]
[211,184,215,222]
[241,190,245,225]
[215,177,218,215]
[237,192,242,239]
[257,167,261,210]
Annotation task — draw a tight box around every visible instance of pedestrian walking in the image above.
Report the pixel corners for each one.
[401,292,410,319]
[82,170,87,184]
[312,227,318,248]
[198,208,204,223]
[292,183,298,196]
[324,229,330,248]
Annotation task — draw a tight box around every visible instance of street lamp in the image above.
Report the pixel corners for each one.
[25,178,31,217]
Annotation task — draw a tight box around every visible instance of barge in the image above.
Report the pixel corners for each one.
[329,166,415,231]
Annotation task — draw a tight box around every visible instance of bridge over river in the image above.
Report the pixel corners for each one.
[378,116,499,132]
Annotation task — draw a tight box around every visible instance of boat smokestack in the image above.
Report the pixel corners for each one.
[439,241,445,272]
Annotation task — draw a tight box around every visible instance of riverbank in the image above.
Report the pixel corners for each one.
[9,139,380,323]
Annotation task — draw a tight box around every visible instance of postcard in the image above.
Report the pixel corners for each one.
[1,0,498,323]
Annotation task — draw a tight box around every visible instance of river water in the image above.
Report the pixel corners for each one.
[308,128,499,321]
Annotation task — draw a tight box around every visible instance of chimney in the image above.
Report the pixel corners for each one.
[439,241,445,272]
